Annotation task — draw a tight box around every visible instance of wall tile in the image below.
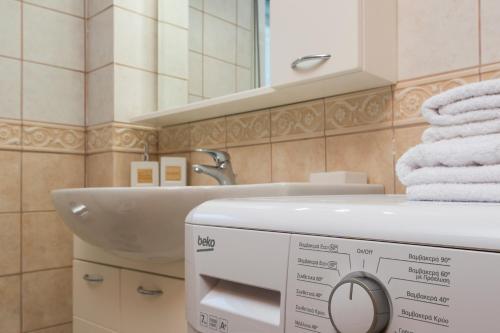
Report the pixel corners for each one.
[203,57,235,98]
[190,0,202,10]
[0,0,21,58]
[481,63,500,81]
[398,0,479,80]
[158,23,188,78]
[114,8,156,72]
[0,57,21,120]
[23,122,85,154]
[394,125,428,194]
[87,65,114,126]
[0,151,21,213]
[393,70,479,126]
[237,27,252,68]
[226,109,270,147]
[25,0,84,17]
[236,66,252,92]
[0,119,21,150]
[190,149,225,185]
[32,323,73,333]
[325,87,392,136]
[189,8,203,52]
[159,123,191,153]
[115,0,157,18]
[22,152,84,211]
[24,4,84,71]
[190,118,226,149]
[204,14,236,63]
[112,152,144,187]
[205,0,236,23]
[326,129,394,193]
[22,268,72,332]
[272,138,326,182]
[189,94,203,103]
[271,99,325,142]
[481,0,500,65]
[86,123,158,154]
[237,0,253,29]
[159,0,188,28]
[22,212,73,272]
[0,275,21,333]
[189,51,203,96]
[0,213,20,276]
[23,62,85,126]
[228,144,271,184]
[87,0,112,18]
[87,7,113,71]
[158,75,188,110]
[86,152,114,187]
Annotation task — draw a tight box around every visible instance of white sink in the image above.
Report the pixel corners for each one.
[52,183,383,262]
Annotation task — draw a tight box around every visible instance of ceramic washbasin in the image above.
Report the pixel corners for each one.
[52,183,383,262]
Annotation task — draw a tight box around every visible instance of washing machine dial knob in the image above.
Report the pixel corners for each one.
[328,276,390,333]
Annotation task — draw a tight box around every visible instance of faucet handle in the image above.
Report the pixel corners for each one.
[194,148,230,165]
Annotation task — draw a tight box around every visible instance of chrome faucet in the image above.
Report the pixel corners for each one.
[192,148,236,185]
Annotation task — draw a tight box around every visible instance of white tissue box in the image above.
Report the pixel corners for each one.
[309,171,367,184]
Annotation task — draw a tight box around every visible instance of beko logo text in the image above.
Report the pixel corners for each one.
[197,236,215,252]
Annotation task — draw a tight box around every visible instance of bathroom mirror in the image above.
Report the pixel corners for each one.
[156,0,270,111]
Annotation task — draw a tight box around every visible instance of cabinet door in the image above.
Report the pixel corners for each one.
[121,269,187,333]
[271,0,361,86]
[73,260,120,331]
[74,317,116,333]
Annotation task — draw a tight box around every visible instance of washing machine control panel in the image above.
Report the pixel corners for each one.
[286,235,500,333]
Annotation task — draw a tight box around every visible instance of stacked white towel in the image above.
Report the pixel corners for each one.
[396,79,500,202]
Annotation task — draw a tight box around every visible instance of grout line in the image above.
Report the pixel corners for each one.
[22,58,85,74]
[19,0,24,330]
[86,4,113,20]
[22,1,84,20]
[22,265,73,275]
[84,0,87,188]
[24,321,73,333]
[478,0,483,79]
[203,11,252,32]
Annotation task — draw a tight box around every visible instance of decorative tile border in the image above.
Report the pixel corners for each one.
[481,62,500,81]
[0,119,21,150]
[393,68,480,127]
[325,87,392,136]
[226,110,270,147]
[86,122,158,154]
[190,118,226,149]
[23,121,85,154]
[159,123,191,153]
[270,99,325,142]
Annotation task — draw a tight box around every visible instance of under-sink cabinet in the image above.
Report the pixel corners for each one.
[73,260,186,333]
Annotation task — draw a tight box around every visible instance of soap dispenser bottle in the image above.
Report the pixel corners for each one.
[130,144,159,187]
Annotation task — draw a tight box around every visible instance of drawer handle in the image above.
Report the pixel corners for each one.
[291,54,332,69]
[137,286,163,296]
[83,274,104,283]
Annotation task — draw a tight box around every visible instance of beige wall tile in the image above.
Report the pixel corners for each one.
[482,69,500,81]
[481,0,500,65]
[326,129,395,193]
[31,323,72,333]
[190,118,226,149]
[23,62,85,126]
[189,51,203,96]
[86,152,114,187]
[86,7,113,72]
[325,87,392,136]
[398,0,479,80]
[203,56,236,98]
[158,23,188,78]
[237,27,252,68]
[0,0,21,58]
[226,110,270,147]
[113,152,144,187]
[159,123,191,153]
[0,213,20,276]
[0,275,21,333]
[25,0,84,17]
[190,150,225,185]
[22,268,72,332]
[22,212,73,272]
[0,151,21,213]
[205,0,236,23]
[228,144,271,184]
[24,4,84,71]
[236,67,252,92]
[271,99,325,142]
[86,65,114,126]
[189,8,202,52]
[158,75,188,110]
[237,0,253,29]
[204,14,236,63]
[272,138,326,182]
[159,0,188,27]
[394,125,428,194]
[115,0,157,18]
[22,153,84,211]
[0,57,21,120]
[393,71,479,126]
[114,8,156,72]
[87,0,112,17]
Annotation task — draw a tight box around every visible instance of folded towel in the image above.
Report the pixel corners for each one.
[406,183,500,202]
[422,118,500,143]
[422,79,500,126]
[396,134,500,184]
[400,165,500,186]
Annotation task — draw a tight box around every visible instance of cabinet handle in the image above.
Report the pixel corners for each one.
[137,286,163,296]
[83,274,104,283]
[291,54,332,69]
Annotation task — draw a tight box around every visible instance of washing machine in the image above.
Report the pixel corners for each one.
[185,195,500,333]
